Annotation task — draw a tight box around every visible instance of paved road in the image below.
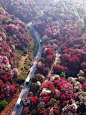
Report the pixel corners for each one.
[11,22,42,115]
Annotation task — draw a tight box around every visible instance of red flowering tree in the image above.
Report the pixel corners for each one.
[42,82,55,91]
[30,96,38,105]
[53,64,64,74]
[46,55,53,67]
[47,55,52,63]
[83,83,86,91]
[81,62,86,74]
[40,110,46,115]
[68,56,80,70]
[43,48,55,56]
[53,109,59,115]
[5,24,18,34]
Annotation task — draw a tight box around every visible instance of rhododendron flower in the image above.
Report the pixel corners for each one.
[24,37,30,42]
[47,55,52,62]
[30,96,38,104]
[82,68,86,73]
[83,84,86,91]
[54,80,60,86]
[5,24,18,33]
[43,82,55,90]
[11,86,15,93]
[53,64,64,74]
[1,88,4,93]
[43,48,55,56]
[43,95,50,105]
[40,110,45,115]
[1,94,5,98]
[28,92,31,96]
[54,90,60,99]
[60,94,67,100]
[53,109,59,115]
[12,68,18,76]
[40,93,46,97]
[77,53,82,58]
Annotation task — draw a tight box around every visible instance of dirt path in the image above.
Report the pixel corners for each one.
[0,94,19,115]
[39,51,61,91]
[18,54,29,75]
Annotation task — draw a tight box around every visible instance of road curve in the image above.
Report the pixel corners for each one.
[11,22,42,115]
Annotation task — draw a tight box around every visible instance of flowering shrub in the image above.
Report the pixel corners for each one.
[43,48,55,56]
[54,90,60,99]
[47,55,52,63]
[1,0,38,23]
[53,64,64,74]
[5,24,19,33]
[53,109,59,115]
[30,96,38,104]
[2,0,86,115]
[13,19,26,28]
[32,74,45,83]
[42,82,55,91]
[83,83,86,91]
[81,62,86,73]
[42,35,49,44]
[37,102,45,111]
[81,62,86,69]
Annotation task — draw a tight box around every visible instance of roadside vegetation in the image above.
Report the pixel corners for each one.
[1,0,86,115]
[0,3,38,112]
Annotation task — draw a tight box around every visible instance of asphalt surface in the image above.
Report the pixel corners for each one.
[11,22,42,115]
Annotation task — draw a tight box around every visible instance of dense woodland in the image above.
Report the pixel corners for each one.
[0,0,86,115]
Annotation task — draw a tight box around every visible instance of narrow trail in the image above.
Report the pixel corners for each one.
[40,49,61,91]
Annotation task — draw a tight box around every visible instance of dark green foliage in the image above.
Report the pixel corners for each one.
[24,50,28,54]
[43,67,49,76]
[0,99,8,111]
[77,104,86,115]
[50,98,57,104]
[32,76,38,83]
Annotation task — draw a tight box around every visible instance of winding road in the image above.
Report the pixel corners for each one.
[12,22,62,115]
[11,22,42,115]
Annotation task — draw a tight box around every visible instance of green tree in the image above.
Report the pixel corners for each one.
[60,72,66,78]
[0,99,8,111]
[51,98,57,104]
[24,50,28,54]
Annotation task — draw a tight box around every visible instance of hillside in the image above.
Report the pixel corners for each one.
[0,3,38,113]
[0,0,86,115]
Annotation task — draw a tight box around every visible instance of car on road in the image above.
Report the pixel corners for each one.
[16,98,22,106]
[40,39,42,44]
[26,77,31,83]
